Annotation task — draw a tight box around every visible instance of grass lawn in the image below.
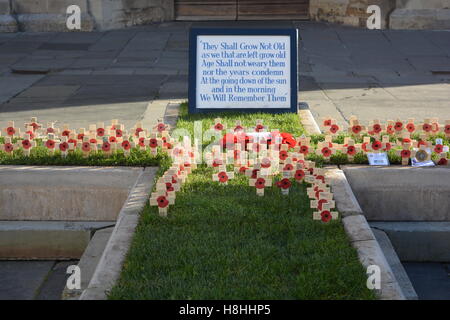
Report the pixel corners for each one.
[108,105,376,300]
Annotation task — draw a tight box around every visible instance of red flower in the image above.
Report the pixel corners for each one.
[281,132,296,149]
[68,138,77,147]
[26,131,35,140]
[234,125,243,132]
[251,169,259,179]
[46,127,55,134]
[166,183,174,192]
[115,129,123,137]
[437,158,448,165]
[445,124,450,134]
[255,177,266,189]
[233,150,240,160]
[22,139,31,149]
[214,123,224,131]
[156,196,169,208]
[109,136,117,143]
[300,145,309,154]
[58,142,68,152]
[372,141,382,151]
[294,169,305,181]
[97,128,105,137]
[386,125,394,134]
[157,123,166,132]
[329,124,339,134]
[62,130,70,137]
[255,124,264,132]
[6,127,15,136]
[373,124,382,134]
[135,127,143,137]
[82,142,91,152]
[261,158,271,168]
[279,150,288,161]
[30,122,40,131]
[283,163,294,171]
[102,142,111,152]
[277,178,291,189]
[122,141,131,150]
[384,142,392,151]
[352,125,362,134]
[347,145,356,155]
[138,137,145,147]
[3,143,13,153]
[318,199,328,211]
[434,144,444,153]
[394,121,403,131]
[77,133,84,140]
[321,147,332,157]
[361,142,369,152]
[163,142,172,149]
[323,119,331,126]
[422,123,432,132]
[321,210,332,223]
[401,149,411,158]
[316,175,325,184]
[218,171,228,183]
[239,166,248,174]
[406,123,415,133]
[45,140,55,149]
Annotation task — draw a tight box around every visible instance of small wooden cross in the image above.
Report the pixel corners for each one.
[212,165,234,185]
[277,171,292,195]
[443,120,450,138]
[45,122,58,135]
[3,121,20,138]
[1,137,16,154]
[254,119,267,132]
[436,152,449,166]
[368,119,384,138]
[393,119,404,134]
[44,133,58,155]
[396,142,412,165]
[279,157,295,177]
[234,120,244,132]
[154,119,169,134]
[386,120,395,135]
[348,116,366,136]
[150,189,175,217]
[342,137,360,162]
[294,162,306,183]
[323,117,340,135]
[420,118,434,136]
[211,118,226,132]
[19,132,35,156]
[249,171,272,196]
[25,117,42,132]
[133,121,145,137]
[316,140,336,160]
[405,118,416,134]
[148,133,162,155]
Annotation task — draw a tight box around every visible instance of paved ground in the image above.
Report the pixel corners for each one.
[1,21,449,130]
[403,262,450,300]
[0,260,77,300]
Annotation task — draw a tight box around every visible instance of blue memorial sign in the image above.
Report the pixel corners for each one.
[189,28,298,114]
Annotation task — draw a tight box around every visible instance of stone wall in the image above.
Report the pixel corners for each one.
[390,0,450,29]
[0,0,18,32]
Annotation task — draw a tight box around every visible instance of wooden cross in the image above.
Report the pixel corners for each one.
[61,124,72,137]
[368,119,384,138]
[342,137,360,162]
[1,137,16,155]
[361,136,371,153]
[405,118,416,134]
[311,191,336,213]
[19,132,35,156]
[296,136,311,156]
[381,135,392,152]
[25,117,42,132]
[120,136,134,157]
[44,133,58,155]
[3,121,20,138]
[444,120,450,138]
[148,133,162,156]
[80,136,93,158]
[279,157,295,177]
[249,171,272,196]
[254,119,266,132]
[212,165,234,185]
[386,120,395,135]
[45,122,58,135]
[277,171,292,195]
[396,142,412,165]
[393,119,404,134]
[348,116,366,136]
[133,121,145,137]
[234,120,244,132]
[420,118,435,136]
[323,117,340,135]
[154,119,169,134]
[294,162,306,183]
[307,182,330,200]
[211,118,226,132]
[316,140,336,160]
[150,189,175,217]
[436,152,449,166]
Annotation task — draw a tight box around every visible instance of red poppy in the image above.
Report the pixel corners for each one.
[403,138,411,144]
[300,145,309,155]
[156,196,169,208]
[109,136,117,143]
[321,210,332,223]
[172,175,178,184]
[401,149,411,158]
[347,145,356,155]
[89,138,97,144]
[372,141,382,151]
[372,124,382,134]
[352,125,362,134]
[384,142,392,151]
[59,142,69,152]
[277,178,291,189]
[102,142,111,152]
[434,144,444,153]
[6,127,15,136]
[121,141,131,150]
[214,123,224,131]
[279,150,288,161]
[239,166,248,174]
[281,132,296,149]
[26,130,35,140]
[294,169,305,181]
[46,127,55,134]
[115,129,123,137]
[62,130,70,137]
[233,150,240,160]
[255,177,266,189]
[316,175,325,184]
[318,199,328,211]
[82,142,91,152]
[255,124,264,132]
[45,140,55,149]
[157,123,166,132]
[261,158,271,168]
[251,169,259,179]
[323,119,331,126]
[166,183,174,192]
[138,137,145,147]
[445,124,450,135]
[386,125,394,134]
[329,124,339,134]
[22,139,31,149]
[218,171,228,183]
[315,189,323,199]
[77,133,84,140]
[163,142,172,149]
[406,123,415,133]
[321,147,332,157]
[422,123,432,132]
[432,123,439,133]
[97,128,105,137]
[394,121,403,131]
[283,163,294,171]
[361,142,369,152]
[437,158,448,165]
[417,140,427,147]
[3,143,13,153]
[234,125,243,132]
[135,127,143,137]
[68,138,77,147]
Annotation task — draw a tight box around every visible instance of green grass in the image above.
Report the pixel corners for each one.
[108,105,376,300]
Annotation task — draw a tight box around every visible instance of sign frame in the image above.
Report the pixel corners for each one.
[188,28,298,114]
